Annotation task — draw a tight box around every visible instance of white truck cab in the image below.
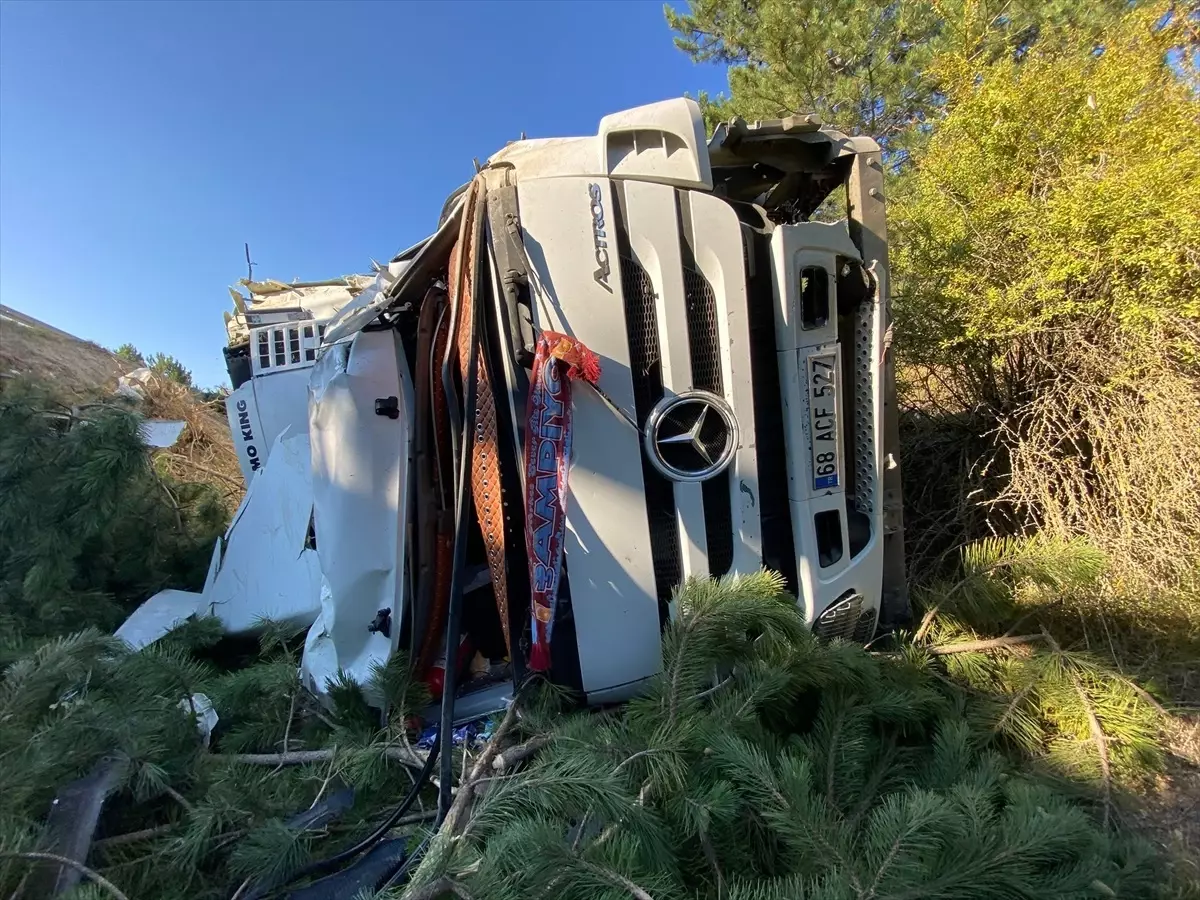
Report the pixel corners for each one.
[120,98,906,716]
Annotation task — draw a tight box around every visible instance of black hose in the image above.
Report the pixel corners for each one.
[377,831,434,892]
[238,743,440,900]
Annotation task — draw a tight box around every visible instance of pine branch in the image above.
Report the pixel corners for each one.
[1042,630,1112,826]
[993,682,1037,737]
[93,824,176,850]
[490,735,550,773]
[825,706,846,807]
[219,747,427,767]
[439,695,523,837]
[165,785,195,813]
[690,675,734,704]
[578,859,657,900]
[0,851,131,900]
[1118,675,1170,717]
[913,560,1015,642]
[152,471,185,533]
[926,634,1044,656]
[699,828,725,900]
[403,875,478,900]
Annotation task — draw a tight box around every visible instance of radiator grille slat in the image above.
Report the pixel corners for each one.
[854,294,878,516]
[684,267,722,395]
[813,593,877,644]
[620,252,681,605]
[743,225,798,594]
[680,258,735,578]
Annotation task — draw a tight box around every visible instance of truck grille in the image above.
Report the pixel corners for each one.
[853,297,877,517]
[682,265,735,578]
[813,592,877,644]
[743,225,798,595]
[684,267,721,394]
[620,252,681,605]
[702,475,734,576]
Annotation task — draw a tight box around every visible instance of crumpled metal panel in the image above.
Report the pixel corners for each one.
[301,329,413,700]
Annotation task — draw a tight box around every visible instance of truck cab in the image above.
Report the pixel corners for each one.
[125,98,905,715]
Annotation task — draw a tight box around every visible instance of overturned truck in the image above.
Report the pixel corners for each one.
[121,98,906,717]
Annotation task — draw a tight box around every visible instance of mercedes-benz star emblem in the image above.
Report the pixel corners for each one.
[643,391,738,483]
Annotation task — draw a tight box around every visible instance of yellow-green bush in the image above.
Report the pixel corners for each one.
[892,7,1200,621]
[894,7,1199,374]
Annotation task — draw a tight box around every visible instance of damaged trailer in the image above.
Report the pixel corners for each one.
[119,97,906,722]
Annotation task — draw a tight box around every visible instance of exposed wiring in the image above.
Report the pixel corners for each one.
[255,177,487,900]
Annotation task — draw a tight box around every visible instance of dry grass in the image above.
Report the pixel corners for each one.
[998,337,1200,598]
[900,321,1200,670]
[140,378,244,513]
[898,323,1200,894]
[1121,715,1200,898]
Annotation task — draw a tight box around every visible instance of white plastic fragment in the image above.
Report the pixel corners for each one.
[179,693,219,746]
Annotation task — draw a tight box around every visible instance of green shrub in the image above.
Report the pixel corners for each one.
[0,381,226,653]
[407,574,1163,900]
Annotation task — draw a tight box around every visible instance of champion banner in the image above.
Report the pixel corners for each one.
[524,331,601,671]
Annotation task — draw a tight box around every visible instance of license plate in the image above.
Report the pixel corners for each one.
[808,352,840,491]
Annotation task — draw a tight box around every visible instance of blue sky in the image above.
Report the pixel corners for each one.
[0,0,728,387]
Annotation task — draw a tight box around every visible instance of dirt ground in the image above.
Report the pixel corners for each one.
[1,304,132,395]
[1124,715,1200,895]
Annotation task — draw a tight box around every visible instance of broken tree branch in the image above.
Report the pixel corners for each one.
[219,746,428,768]
[439,695,523,837]
[490,734,550,772]
[926,634,1044,656]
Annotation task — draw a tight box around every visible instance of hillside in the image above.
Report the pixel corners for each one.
[0,304,133,397]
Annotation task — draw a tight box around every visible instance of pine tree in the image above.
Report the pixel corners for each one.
[666,0,1132,143]
[0,568,1170,899]
[399,573,1163,900]
[146,353,194,389]
[114,344,145,367]
[0,381,225,655]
